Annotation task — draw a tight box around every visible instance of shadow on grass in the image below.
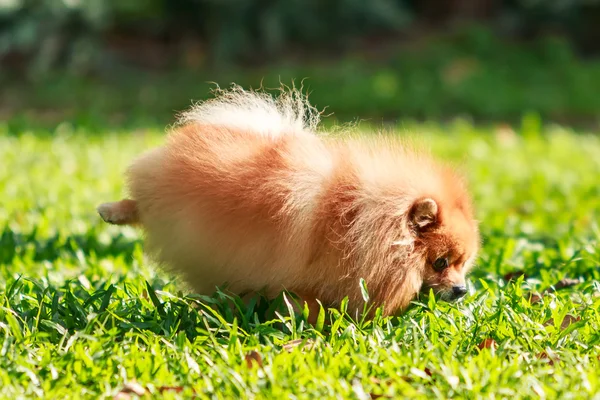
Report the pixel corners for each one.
[0,225,142,265]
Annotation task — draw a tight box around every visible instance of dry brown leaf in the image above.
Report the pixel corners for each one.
[529,293,543,304]
[478,338,497,350]
[369,377,393,386]
[368,378,393,399]
[561,315,581,330]
[245,351,263,369]
[524,277,580,304]
[114,381,146,399]
[397,368,433,383]
[410,367,433,379]
[551,278,580,291]
[544,315,581,330]
[539,277,580,297]
[503,270,527,282]
[537,351,559,365]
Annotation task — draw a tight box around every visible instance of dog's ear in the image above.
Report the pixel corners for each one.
[410,198,438,229]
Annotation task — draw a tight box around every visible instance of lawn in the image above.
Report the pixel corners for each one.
[1,116,599,399]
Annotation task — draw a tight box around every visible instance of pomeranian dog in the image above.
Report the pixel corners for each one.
[98,85,480,318]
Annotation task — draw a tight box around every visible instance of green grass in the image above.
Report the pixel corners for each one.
[1,117,600,399]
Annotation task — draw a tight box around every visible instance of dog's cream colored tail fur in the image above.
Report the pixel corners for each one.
[176,85,320,138]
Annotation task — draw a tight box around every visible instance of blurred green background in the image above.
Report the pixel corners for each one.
[1,0,600,128]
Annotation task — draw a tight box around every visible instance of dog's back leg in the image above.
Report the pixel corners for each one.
[97,199,139,225]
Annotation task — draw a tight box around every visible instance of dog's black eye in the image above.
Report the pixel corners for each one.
[433,257,449,272]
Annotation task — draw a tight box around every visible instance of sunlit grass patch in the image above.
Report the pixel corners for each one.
[1,120,599,398]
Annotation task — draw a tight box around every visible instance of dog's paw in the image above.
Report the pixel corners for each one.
[97,202,120,224]
[97,201,138,225]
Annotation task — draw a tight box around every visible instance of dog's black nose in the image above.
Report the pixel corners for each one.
[452,285,468,299]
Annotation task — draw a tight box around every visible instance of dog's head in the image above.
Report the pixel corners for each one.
[323,140,480,316]
[409,197,480,302]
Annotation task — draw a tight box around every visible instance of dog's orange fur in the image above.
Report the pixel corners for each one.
[98,86,480,317]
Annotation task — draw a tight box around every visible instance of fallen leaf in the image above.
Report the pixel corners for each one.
[478,338,497,350]
[369,377,394,386]
[529,293,543,304]
[561,315,581,329]
[503,270,527,282]
[245,351,263,369]
[537,351,559,365]
[539,277,581,298]
[544,315,581,330]
[114,381,146,399]
[525,277,580,303]
[410,367,432,379]
[551,278,580,291]
[368,376,395,398]
[397,368,432,383]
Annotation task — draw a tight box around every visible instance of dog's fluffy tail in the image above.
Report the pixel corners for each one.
[176,84,321,138]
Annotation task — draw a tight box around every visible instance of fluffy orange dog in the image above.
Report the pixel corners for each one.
[98,86,480,317]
